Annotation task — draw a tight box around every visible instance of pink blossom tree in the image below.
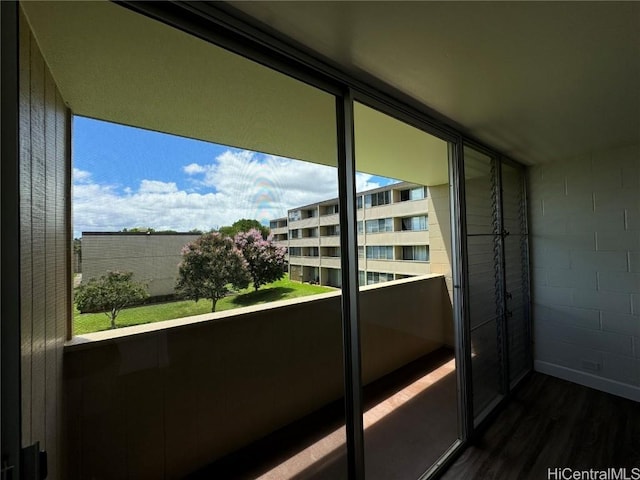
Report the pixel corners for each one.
[235,228,287,291]
[176,233,250,312]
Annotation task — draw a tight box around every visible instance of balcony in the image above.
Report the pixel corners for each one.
[64,276,454,479]
[364,230,429,245]
[288,237,320,247]
[318,213,340,226]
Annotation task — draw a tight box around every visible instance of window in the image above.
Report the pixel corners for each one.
[322,247,340,257]
[304,208,317,218]
[303,247,319,257]
[323,224,340,236]
[322,204,339,215]
[288,210,301,222]
[366,246,394,260]
[303,227,319,238]
[366,271,394,285]
[289,247,302,256]
[401,215,428,231]
[358,270,365,286]
[357,221,363,234]
[356,196,363,209]
[364,190,391,208]
[402,245,429,262]
[358,246,364,258]
[365,218,393,233]
[399,186,426,201]
[289,229,301,239]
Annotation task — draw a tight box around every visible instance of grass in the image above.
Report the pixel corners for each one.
[73,278,335,335]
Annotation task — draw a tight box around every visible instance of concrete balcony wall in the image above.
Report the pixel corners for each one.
[290,256,321,267]
[364,230,429,246]
[320,257,341,269]
[318,213,340,226]
[289,216,320,229]
[320,236,341,247]
[362,198,428,220]
[271,226,287,235]
[63,276,450,479]
[288,237,320,247]
[365,259,431,276]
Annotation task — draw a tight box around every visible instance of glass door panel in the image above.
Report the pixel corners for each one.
[354,101,459,479]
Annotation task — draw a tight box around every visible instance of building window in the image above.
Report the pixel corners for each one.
[322,204,339,215]
[366,271,394,285]
[357,221,363,234]
[358,270,365,286]
[356,196,363,209]
[366,246,394,260]
[323,247,340,257]
[364,190,391,208]
[365,218,393,233]
[323,224,340,236]
[289,247,302,256]
[289,229,301,239]
[402,245,429,262]
[358,246,364,258]
[288,210,301,222]
[399,186,426,201]
[401,215,428,231]
[303,247,319,257]
[302,227,318,238]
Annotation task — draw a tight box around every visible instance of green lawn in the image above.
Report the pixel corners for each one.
[73,278,335,335]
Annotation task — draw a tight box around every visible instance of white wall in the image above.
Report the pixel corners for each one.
[529,143,639,401]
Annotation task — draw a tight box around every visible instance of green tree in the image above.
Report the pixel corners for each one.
[235,229,287,291]
[122,227,155,233]
[176,233,250,312]
[219,219,269,239]
[74,271,149,329]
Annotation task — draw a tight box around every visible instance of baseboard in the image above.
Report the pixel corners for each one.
[534,360,640,403]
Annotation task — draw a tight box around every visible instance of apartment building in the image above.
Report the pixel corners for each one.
[270,182,431,288]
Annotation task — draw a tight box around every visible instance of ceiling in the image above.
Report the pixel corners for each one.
[21,1,449,186]
[228,1,640,165]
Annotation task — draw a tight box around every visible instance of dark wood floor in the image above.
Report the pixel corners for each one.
[442,373,640,480]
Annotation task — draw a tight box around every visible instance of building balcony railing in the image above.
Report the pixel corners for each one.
[288,237,320,247]
[288,216,320,229]
[318,213,340,226]
[289,255,321,267]
[64,275,452,479]
[270,226,288,235]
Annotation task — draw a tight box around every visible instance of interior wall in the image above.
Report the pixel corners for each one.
[529,143,640,401]
[19,10,70,478]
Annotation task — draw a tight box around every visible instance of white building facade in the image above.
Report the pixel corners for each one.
[270,182,431,288]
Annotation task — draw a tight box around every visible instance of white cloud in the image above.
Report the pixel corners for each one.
[183,163,206,175]
[138,180,178,194]
[73,149,388,237]
[73,167,92,183]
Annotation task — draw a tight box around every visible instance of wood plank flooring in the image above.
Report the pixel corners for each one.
[442,373,640,480]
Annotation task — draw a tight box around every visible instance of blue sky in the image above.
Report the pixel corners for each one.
[72,116,397,237]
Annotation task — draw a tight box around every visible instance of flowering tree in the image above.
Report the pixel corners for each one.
[74,271,148,329]
[235,228,287,291]
[176,233,250,312]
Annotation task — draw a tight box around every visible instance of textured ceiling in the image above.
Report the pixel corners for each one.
[229,1,640,165]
